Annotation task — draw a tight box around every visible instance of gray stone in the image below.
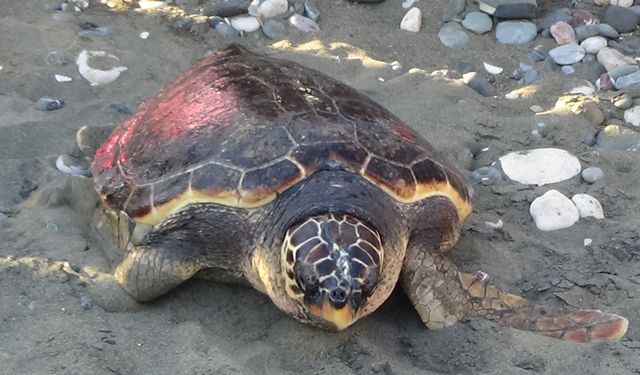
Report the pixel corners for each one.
[603,5,638,33]
[80,296,93,310]
[597,23,620,38]
[575,24,600,42]
[541,8,572,31]
[596,124,640,151]
[561,65,575,75]
[631,5,640,15]
[529,45,549,62]
[613,93,634,109]
[520,63,538,83]
[495,21,537,44]
[262,20,287,40]
[462,11,493,34]
[214,22,238,37]
[303,0,320,21]
[462,72,495,97]
[609,64,640,80]
[35,97,64,111]
[548,43,585,65]
[449,0,466,14]
[438,22,470,48]
[477,0,537,19]
[614,70,640,89]
[203,0,251,17]
[581,167,604,184]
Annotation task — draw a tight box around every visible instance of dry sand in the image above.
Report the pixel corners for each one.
[1,1,638,374]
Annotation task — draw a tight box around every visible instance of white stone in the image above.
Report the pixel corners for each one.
[250,0,288,19]
[400,7,422,32]
[624,105,640,126]
[611,0,633,7]
[289,14,320,32]
[76,50,127,86]
[569,85,595,95]
[483,62,503,75]
[597,47,636,72]
[230,16,261,32]
[580,36,607,54]
[402,0,418,8]
[499,148,582,186]
[54,74,72,82]
[530,190,580,231]
[139,31,150,39]
[571,194,604,219]
[584,238,593,247]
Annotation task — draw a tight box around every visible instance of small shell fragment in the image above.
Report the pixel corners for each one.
[289,14,320,32]
[76,50,127,86]
[56,155,91,177]
[139,31,150,39]
[55,74,72,82]
[483,62,503,75]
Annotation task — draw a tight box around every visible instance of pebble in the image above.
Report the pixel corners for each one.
[469,166,504,185]
[54,74,72,82]
[530,105,544,112]
[230,15,260,33]
[499,148,581,186]
[613,93,633,109]
[571,194,605,219]
[80,296,93,310]
[139,31,150,39]
[597,73,615,91]
[462,72,494,97]
[596,47,635,71]
[603,5,639,33]
[611,0,634,7]
[541,8,572,31]
[595,124,640,150]
[203,0,251,17]
[574,24,601,41]
[614,70,640,90]
[454,60,476,75]
[583,102,605,125]
[438,22,470,48]
[214,22,238,37]
[549,43,585,65]
[76,50,127,86]
[597,23,620,38]
[289,14,320,32]
[483,62,503,75]
[570,85,595,95]
[561,65,575,75]
[571,9,599,27]
[304,0,320,21]
[400,7,422,32]
[519,63,538,83]
[45,51,66,66]
[495,21,537,44]
[35,96,64,111]
[528,45,549,62]
[580,36,607,54]
[550,21,576,44]
[262,20,286,40]
[624,105,640,126]
[249,0,288,19]
[478,0,537,19]
[529,190,580,231]
[581,167,604,183]
[632,5,640,14]
[462,11,493,34]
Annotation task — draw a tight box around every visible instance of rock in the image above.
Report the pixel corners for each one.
[595,124,640,150]
[614,70,640,89]
[203,0,251,17]
[483,62,503,74]
[530,105,544,112]
[550,21,576,44]
[462,11,493,34]
[561,65,575,75]
[580,36,607,54]
[139,31,150,39]
[611,0,633,7]
[289,14,320,32]
[469,166,504,185]
[449,0,466,14]
[303,0,320,21]
[571,9,599,27]
[530,190,580,231]
[400,7,422,32]
[476,0,537,19]
[631,5,640,14]
[519,63,538,83]
[597,47,635,71]
[214,22,238,37]
[462,72,495,96]
[76,50,127,86]
[262,20,287,40]
[624,105,640,126]
[582,102,604,125]
[549,43,585,65]
[495,21,537,44]
[603,5,639,33]
[454,60,476,75]
[35,96,64,111]
[597,73,615,91]
[80,296,93,310]
[571,194,605,219]
[613,93,633,109]
[574,24,601,41]
[528,45,549,62]
[581,167,604,183]
[499,148,581,185]
[438,22,470,48]
[541,8,572,31]
[597,23,620,38]
[230,15,260,33]
[249,0,288,18]
[54,74,72,82]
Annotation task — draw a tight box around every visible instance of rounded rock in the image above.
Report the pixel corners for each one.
[495,21,537,44]
[289,14,320,32]
[530,190,580,231]
[550,21,576,45]
[614,70,640,90]
[603,5,639,33]
[262,20,287,40]
[230,15,260,33]
[35,96,64,111]
[438,22,470,48]
[571,194,604,219]
[595,124,640,150]
[401,7,422,32]
[499,148,582,186]
[462,11,493,34]
[613,93,633,109]
[581,167,604,183]
[580,36,607,54]
[623,105,640,126]
[596,47,635,71]
[549,43,585,65]
[462,72,494,97]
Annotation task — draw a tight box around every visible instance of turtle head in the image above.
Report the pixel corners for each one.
[282,213,383,330]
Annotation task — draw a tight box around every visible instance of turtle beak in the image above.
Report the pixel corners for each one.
[307,298,362,330]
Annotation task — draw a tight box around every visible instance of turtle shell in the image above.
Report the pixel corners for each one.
[92,44,472,225]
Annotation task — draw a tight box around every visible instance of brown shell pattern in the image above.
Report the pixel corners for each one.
[91,44,472,225]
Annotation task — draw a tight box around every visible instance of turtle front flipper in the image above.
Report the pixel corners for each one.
[114,245,202,301]
[401,246,629,343]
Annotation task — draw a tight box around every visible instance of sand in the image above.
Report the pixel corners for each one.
[1,1,638,374]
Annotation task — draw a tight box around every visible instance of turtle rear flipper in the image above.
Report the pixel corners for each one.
[402,246,629,343]
[76,125,116,159]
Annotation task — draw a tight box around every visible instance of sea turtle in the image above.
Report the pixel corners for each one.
[78,44,627,342]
